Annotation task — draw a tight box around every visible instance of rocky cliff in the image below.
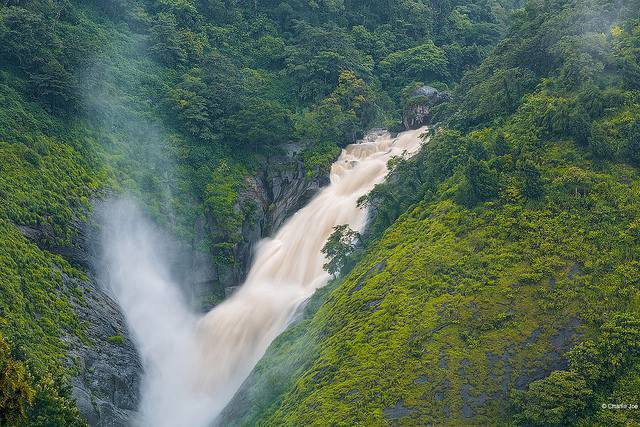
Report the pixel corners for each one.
[201,144,329,303]
[403,86,452,129]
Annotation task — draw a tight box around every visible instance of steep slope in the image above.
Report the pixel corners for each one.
[0,0,513,424]
[222,0,640,425]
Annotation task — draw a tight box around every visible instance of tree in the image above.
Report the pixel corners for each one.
[0,333,34,426]
[513,314,640,426]
[550,102,591,146]
[623,119,640,165]
[284,22,373,103]
[296,71,375,146]
[512,371,592,426]
[322,225,359,276]
[203,161,244,243]
[588,123,617,160]
[456,157,498,206]
[522,160,544,199]
[220,99,292,150]
[167,71,211,139]
[0,7,57,69]
[28,59,78,113]
[149,12,186,66]
[252,35,287,69]
[492,132,510,156]
[27,372,86,427]
[379,41,449,91]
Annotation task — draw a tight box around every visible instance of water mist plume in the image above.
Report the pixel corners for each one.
[100,199,215,426]
[101,127,428,426]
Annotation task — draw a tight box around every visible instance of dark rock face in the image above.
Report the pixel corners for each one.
[409,86,452,103]
[64,273,142,427]
[205,143,329,296]
[383,400,415,420]
[403,86,452,129]
[17,217,94,271]
[16,210,143,426]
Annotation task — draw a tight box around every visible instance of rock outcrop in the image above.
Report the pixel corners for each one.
[204,143,329,300]
[16,208,143,426]
[64,273,141,426]
[403,86,452,129]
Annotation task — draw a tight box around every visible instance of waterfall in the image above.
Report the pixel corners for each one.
[100,127,428,426]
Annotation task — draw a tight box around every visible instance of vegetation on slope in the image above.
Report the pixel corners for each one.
[0,0,514,423]
[223,0,640,425]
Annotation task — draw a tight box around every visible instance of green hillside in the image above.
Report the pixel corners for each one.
[222,0,640,425]
[0,0,512,424]
[1,0,639,425]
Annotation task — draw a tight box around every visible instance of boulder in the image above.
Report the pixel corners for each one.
[403,86,452,129]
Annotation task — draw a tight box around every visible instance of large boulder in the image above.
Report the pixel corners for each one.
[403,86,452,129]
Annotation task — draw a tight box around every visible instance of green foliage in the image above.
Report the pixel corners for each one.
[0,332,85,426]
[512,371,592,426]
[221,99,293,150]
[0,332,34,426]
[293,70,378,150]
[8,0,636,424]
[379,41,450,92]
[229,0,640,425]
[521,159,544,199]
[321,225,359,276]
[456,156,498,206]
[251,152,640,423]
[149,12,188,66]
[27,371,87,427]
[203,161,247,261]
[106,335,124,346]
[514,314,640,426]
[302,140,341,178]
[0,0,505,422]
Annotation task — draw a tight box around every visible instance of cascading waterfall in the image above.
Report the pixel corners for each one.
[101,126,428,427]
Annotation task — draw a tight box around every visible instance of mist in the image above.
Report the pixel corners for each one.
[87,25,221,426]
[97,128,427,426]
[99,199,217,427]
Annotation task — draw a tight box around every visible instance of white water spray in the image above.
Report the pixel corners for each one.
[101,127,428,426]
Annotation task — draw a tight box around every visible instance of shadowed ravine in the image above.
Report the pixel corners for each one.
[101,127,428,426]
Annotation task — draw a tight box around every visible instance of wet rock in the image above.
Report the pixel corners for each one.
[382,401,414,420]
[63,272,141,427]
[403,86,452,129]
[225,286,240,298]
[413,375,429,384]
[439,348,448,369]
[458,358,470,377]
[525,327,543,345]
[515,318,581,391]
[205,142,330,294]
[349,261,386,295]
[460,383,488,419]
[16,213,95,270]
[367,298,383,310]
[569,262,583,279]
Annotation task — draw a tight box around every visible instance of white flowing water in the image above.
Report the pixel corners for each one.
[101,127,427,426]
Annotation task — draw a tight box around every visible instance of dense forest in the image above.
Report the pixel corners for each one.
[0,0,639,425]
[222,0,640,425]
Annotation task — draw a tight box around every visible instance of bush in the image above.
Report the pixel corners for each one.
[512,371,592,426]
